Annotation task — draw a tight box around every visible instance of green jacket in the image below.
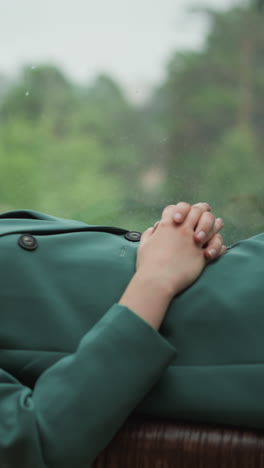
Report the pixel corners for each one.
[0,209,263,467]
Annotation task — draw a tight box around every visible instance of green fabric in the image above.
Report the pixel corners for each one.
[0,209,263,466]
[138,232,264,428]
[0,210,176,468]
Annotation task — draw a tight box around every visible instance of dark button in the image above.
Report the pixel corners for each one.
[124,231,142,242]
[18,234,38,251]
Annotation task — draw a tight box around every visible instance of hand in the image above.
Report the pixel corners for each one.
[152,202,226,260]
[136,204,225,299]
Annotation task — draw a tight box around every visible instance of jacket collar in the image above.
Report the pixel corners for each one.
[0,209,128,236]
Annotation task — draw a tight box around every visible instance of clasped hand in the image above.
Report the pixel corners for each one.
[136,202,226,299]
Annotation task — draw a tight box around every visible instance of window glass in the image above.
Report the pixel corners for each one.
[0,0,263,244]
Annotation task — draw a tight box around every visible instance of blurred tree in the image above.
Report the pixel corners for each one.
[0,65,75,129]
[147,1,264,241]
[0,73,10,106]
[1,0,264,240]
[0,70,139,226]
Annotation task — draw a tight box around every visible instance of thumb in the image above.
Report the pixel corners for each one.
[140,226,154,246]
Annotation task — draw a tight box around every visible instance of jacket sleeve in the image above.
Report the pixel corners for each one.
[0,303,176,468]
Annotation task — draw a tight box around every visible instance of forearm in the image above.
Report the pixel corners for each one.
[118,271,174,330]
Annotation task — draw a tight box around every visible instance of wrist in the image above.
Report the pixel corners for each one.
[118,271,173,330]
[134,269,175,302]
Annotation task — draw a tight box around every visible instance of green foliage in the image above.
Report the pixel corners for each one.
[199,127,264,240]
[148,1,264,242]
[1,65,74,121]
[1,1,264,242]
[0,117,125,224]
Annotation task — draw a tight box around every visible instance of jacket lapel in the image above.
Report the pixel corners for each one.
[0,209,128,236]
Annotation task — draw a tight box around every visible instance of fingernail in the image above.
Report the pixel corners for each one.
[197,231,206,241]
[174,213,183,221]
[203,202,211,209]
[216,218,224,225]
[208,248,217,258]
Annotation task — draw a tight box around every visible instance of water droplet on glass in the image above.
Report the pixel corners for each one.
[25,91,30,96]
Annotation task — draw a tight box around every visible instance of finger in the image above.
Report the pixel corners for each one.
[206,244,228,260]
[184,204,210,230]
[161,201,210,225]
[139,226,154,246]
[194,212,221,244]
[152,220,160,233]
[156,204,213,236]
[196,217,224,245]
[219,245,228,256]
[193,202,211,211]
[204,234,225,260]
[161,203,191,224]
[172,202,192,223]
[173,201,212,224]
[210,218,225,237]
[204,246,227,265]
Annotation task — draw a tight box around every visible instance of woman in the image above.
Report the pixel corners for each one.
[0,201,247,468]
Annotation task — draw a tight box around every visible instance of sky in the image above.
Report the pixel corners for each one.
[0,0,239,100]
